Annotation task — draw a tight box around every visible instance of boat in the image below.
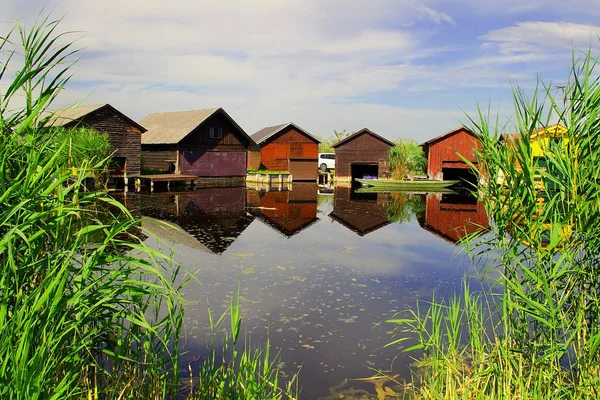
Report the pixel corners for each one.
[355,178,460,191]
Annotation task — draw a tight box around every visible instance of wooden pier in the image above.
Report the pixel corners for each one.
[133,174,197,192]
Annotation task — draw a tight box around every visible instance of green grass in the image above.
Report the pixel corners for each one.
[247,169,290,175]
[387,47,600,399]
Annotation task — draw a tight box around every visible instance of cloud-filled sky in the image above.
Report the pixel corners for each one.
[2,0,600,142]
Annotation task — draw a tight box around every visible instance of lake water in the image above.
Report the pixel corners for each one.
[119,183,490,399]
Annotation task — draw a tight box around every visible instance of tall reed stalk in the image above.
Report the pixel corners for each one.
[388,48,600,399]
[0,15,186,399]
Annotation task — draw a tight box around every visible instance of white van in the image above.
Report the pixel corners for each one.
[318,153,335,171]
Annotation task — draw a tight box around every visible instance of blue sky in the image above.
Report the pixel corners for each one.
[2,0,600,142]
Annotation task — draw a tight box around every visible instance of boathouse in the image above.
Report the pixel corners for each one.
[247,183,318,237]
[140,108,253,179]
[418,192,489,244]
[48,103,146,179]
[141,188,254,254]
[332,128,394,182]
[250,123,320,181]
[329,186,391,236]
[421,126,482,182]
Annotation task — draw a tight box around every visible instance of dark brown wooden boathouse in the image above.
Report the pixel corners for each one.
[332,128,394,182]
[140,108,253,178]
[329,186,391,236]
[421,126,482,182]
[48,103,146,178]
[249,123,320,181]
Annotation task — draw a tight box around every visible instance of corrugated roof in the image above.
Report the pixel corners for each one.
[331,128,394,149]
[250,122,320,145]
[140,108,252,145]
[46,103,147,132]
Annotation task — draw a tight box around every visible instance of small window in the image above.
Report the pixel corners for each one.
[209,127,223,139]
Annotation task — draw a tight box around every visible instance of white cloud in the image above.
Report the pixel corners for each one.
[417,6,455,25]
[2,0,591,142]
[481,21,600,55]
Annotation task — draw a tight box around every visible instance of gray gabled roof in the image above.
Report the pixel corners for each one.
[251,122,320,145]
[46,103,147,132]
[331,128,394,149]
[140,107,253,145]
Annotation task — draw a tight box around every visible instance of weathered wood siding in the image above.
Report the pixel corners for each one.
[259,126,318,176]
[247,144,262,170]
[64,106,143,176]
[179,112,249,150]
[179,111,249,177]
[141,144,177,173]
[422,192,489,243]
[142,110,251,177]
[334,132,392,180]
[424,128,482,181]
[179,148,246,176]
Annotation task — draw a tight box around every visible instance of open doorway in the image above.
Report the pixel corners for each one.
[351,163,379,180]
[442,167,477,186]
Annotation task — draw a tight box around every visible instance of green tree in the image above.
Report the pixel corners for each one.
[388,138,427,180]
[318,129,354,153]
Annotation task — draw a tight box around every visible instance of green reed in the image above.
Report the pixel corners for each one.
[188,293,299,400]
[0,15,187,399]
[1,14,299,399]
[387,48,600,399]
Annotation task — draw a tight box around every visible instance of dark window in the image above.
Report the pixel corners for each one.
[209,127,223,139]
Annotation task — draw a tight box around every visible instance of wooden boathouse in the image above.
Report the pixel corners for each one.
[140,108,254,180]
[332,128,394,182]
[249,123,320,181]
[421,126,482,182]
[141,188,254,254]
[48,103,146,181]
[418,192,489,243]
[247,183,318,237]
[329,186,391,235]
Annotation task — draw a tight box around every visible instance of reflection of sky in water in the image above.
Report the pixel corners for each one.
[134,186,491,399]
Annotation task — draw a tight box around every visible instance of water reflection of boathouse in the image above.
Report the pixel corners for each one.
[140,187,254,254]
[329,186,391,236]
[418,192,489,244]
[247,183,319,237]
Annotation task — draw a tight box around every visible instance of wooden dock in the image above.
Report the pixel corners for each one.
[133,174,197,192]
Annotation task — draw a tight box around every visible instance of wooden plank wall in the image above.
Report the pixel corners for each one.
[426,129,482,180]
[141,145,177,173]
[260,126,318,171]
[179,112,249,150]
[70,106,143,176]
[334,132,391,179]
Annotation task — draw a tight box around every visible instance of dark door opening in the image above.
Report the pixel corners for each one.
[442,167,477,186]
[351,163,379,180]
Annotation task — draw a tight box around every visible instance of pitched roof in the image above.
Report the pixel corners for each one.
[331,128,394,149]
[251,122,320,145]
[498,124,568,144]
[420,126,478,147]
[140,107,252,145]
[46,103,147,132]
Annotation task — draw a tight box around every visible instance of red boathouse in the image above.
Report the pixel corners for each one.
[421,126,482,182]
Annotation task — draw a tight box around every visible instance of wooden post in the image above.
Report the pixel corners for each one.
[150,179,154,192]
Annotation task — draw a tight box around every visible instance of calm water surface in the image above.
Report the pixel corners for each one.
[121,183,490,399]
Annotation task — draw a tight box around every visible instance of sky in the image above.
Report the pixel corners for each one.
[2,0,600,142]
